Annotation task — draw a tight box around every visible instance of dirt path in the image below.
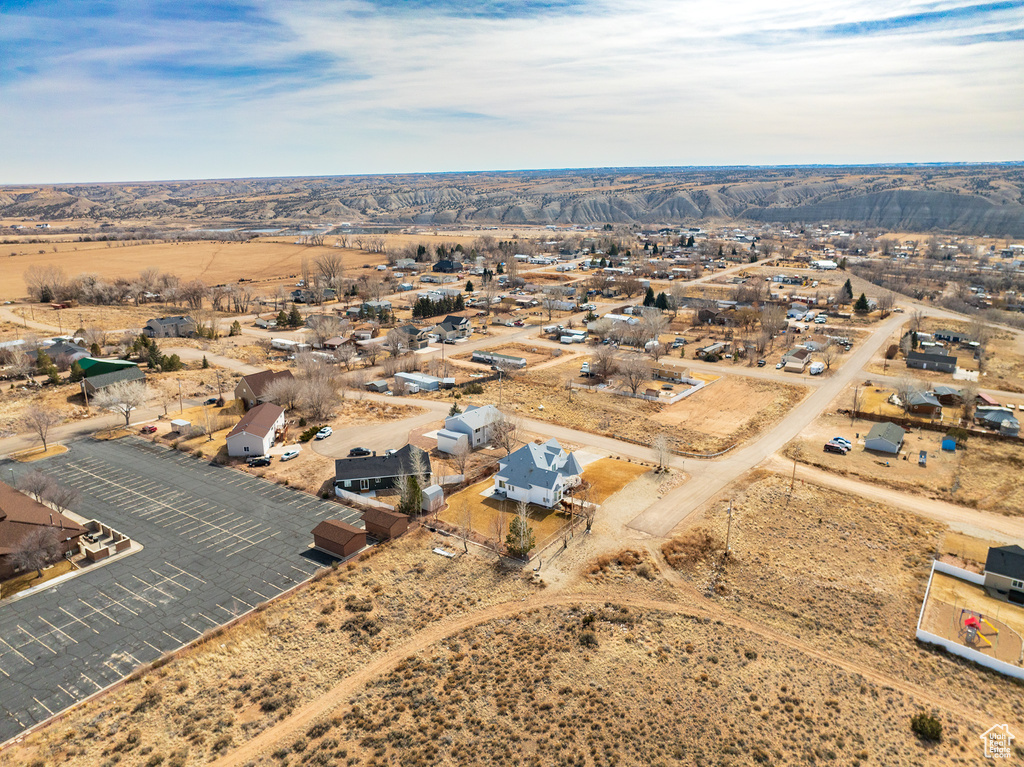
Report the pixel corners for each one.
[764,457,1024,543]
[212,581,992,767]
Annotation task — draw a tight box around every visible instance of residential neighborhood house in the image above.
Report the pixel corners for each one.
[143,316,197,339]
[234,369,295,410]
[334,444,431,494]
[492,438,583,508]
[437,404,502,454]
[225,403,286,458]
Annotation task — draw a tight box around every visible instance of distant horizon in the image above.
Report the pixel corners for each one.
[4,160,1024,188]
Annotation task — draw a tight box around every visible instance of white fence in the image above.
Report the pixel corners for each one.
[615,376,714,405]
[915,560,1024,680]
[333,487,393,510]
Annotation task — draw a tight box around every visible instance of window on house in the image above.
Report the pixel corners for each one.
[244,446,249,452]
[1014,580,1023,589]
[498,480,506,489]
[360,479,369,490]
[344,480,351,488]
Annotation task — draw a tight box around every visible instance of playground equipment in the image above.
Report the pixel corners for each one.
[958,609,999,649]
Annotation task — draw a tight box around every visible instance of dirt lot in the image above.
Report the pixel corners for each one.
[785,410,1024,516]
[0,239,387,299]
[450,359,806,454]
[662,473,1024,734]
[453,342,568,369]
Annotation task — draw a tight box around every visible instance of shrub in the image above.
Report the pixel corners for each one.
[300,426,319,442]
[579,631,598,648]
[307,721,333,739]
[662,527,724,569]
[910,712,942,742]
[463,383,484,395]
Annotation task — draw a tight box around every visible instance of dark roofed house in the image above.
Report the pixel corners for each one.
[82,365,145,396]
[0,482,87,580]
[983,545,1024,605]
[143,316,197,339]
[399,325,430,351]
[906,350,957,373]
[935,329,970,344]
[360,508,410,541]
[311,519,366,558]
[431,314,472,342]
[234,369,295,409]
[907,391,942,418]
[334,444,431,494]
[432,259,464,274]
[31,341,88,365]
[933,385,963,406]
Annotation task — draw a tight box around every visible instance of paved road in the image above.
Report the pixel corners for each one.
[627,311,909,536]
[0,438,360,742]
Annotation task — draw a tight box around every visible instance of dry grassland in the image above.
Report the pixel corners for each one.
[457,360,806,454]
[785,412,1024,516]
[0,240,386,298]
[662,473,1024,735]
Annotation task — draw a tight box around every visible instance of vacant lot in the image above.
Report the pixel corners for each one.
[454,342,567,369]
[453,360,806,454]
[785,411,1024,516]
[661,473,1023,730]
[0,239,386,299]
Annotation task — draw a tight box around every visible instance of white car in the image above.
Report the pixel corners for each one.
[280,447,301,461]
[776,362,785,369]
[315,426,333,440]
[832,437,852,449]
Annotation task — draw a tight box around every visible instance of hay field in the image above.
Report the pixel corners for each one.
[0,239,386,298]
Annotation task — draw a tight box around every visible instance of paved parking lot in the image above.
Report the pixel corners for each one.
[0,437,362,742]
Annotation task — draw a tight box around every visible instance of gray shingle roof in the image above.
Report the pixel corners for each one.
[83,365,145,393]
[334,444,430,483]
[985,545,1024,581]
[866,422,905,447]
[497,439,582,492]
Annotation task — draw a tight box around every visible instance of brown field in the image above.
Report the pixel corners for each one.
[452,359,806,454]
[785,411,1024,516]
[0,239,387,299]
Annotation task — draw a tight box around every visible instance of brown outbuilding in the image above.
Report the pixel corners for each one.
[311,519,365,559]
[360,508,410,541]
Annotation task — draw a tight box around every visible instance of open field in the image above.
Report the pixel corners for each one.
[784,410,1024,516]
[0,239,386,299]
[453,359,807,454]
[661,472,1024,727]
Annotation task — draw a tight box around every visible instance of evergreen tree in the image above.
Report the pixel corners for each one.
[147,342,162,369]
[455,294,465,311]
[655,292,669,311]
[288,306,303,327]
[842,279,854,302]
[89,342,102,357]
[854,293,871,314]
[202,355,210,369]
[643,287,656,307]
[505,516,536,558]
[466,280,474,292]
[839,257,848,270]
[47,367,60,385]
[229,320,242,336]
[276,310,289,326]
[35,349,53,373]
[163,354,183,372]
[609,243,619,256]
[69,361,85,383]
[448,401,462,416]
[496,262,504,275]
[599,257,607,268]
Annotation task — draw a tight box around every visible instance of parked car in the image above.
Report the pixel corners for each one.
[280,447,301,461]
[315,426,333,440]
[140,425,157,434]
[776,361,785,369]
[348,446,372,457]
[661,383,674,390]
[756,359,766,367]
[204,397,218,405]
[832,437,852,449]
[247,456,272,467]
[823,443,848,455]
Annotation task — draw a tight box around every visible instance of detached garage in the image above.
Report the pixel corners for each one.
[311,519,366,559]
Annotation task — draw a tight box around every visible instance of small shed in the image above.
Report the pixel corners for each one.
[365,379,390,393]
[941,435,957,452]
[311,519,366,559]
[421,485,444,514]
[361,508,410,541]
[170,419,191,434]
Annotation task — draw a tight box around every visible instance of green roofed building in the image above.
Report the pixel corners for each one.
[77,357,140,378]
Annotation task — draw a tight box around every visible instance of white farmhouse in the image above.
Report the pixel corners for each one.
[437,404,502,454]
[492,439,582,508]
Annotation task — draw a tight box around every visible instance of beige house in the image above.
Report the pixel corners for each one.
[234,370,295,410]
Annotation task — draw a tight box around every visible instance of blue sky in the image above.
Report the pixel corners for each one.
[1,0,1022,183]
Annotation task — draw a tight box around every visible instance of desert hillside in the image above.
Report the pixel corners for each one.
[3,165,1023,235]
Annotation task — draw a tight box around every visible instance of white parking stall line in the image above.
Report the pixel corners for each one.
[79,598,121,626]
[80,672,103,690]
[197,612,220,626]
[161,630,183,645]
[32,697,55,716]
[114,582,156,608]
[37,616,77,645]
[143,640,162,654]
[59,606,99,635]
[179,622,203,636]
[0,634,34,666]
[163,562,206,584]
[252,590,272,601]
[17,626,56,655]
[131,575,173,600]
[97,590,139,617]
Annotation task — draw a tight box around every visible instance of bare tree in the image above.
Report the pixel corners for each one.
[648,341,667,362]
[45,482,80,514]
[259,376,303,410]
[315,252,345,291]
[23,265,68,302]
[640,307,668,345]
[591,345,620,381]
[19,470,54,501]
[491,509,507,554]
[959,381,979,421]
[23,406,61,453]
[179,279,208,311]
[334,344,356,371]
[362,343,382,367]
[760,305,787,337]
[619,355,651,395]
[93,380,147,426]
[384,328,406,358]
[491,411,522,456]
[619,276,642,298]
[541,287,565,321]
[301,377,340,421]
[450,440,471,477]
[894,376,919,414]
[876,291,896,318]
[459,498,472,553]
[652,433,672,471]
[10,527,63,579]
[307,314,346,348]
[820,342,840,371]
[908,310,926,334]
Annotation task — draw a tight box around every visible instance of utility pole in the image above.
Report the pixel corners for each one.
[178,380,183,413]
[790,458,797,492]
[215,370,223,403]
[725,500,734,555]
[81,379,90,412]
